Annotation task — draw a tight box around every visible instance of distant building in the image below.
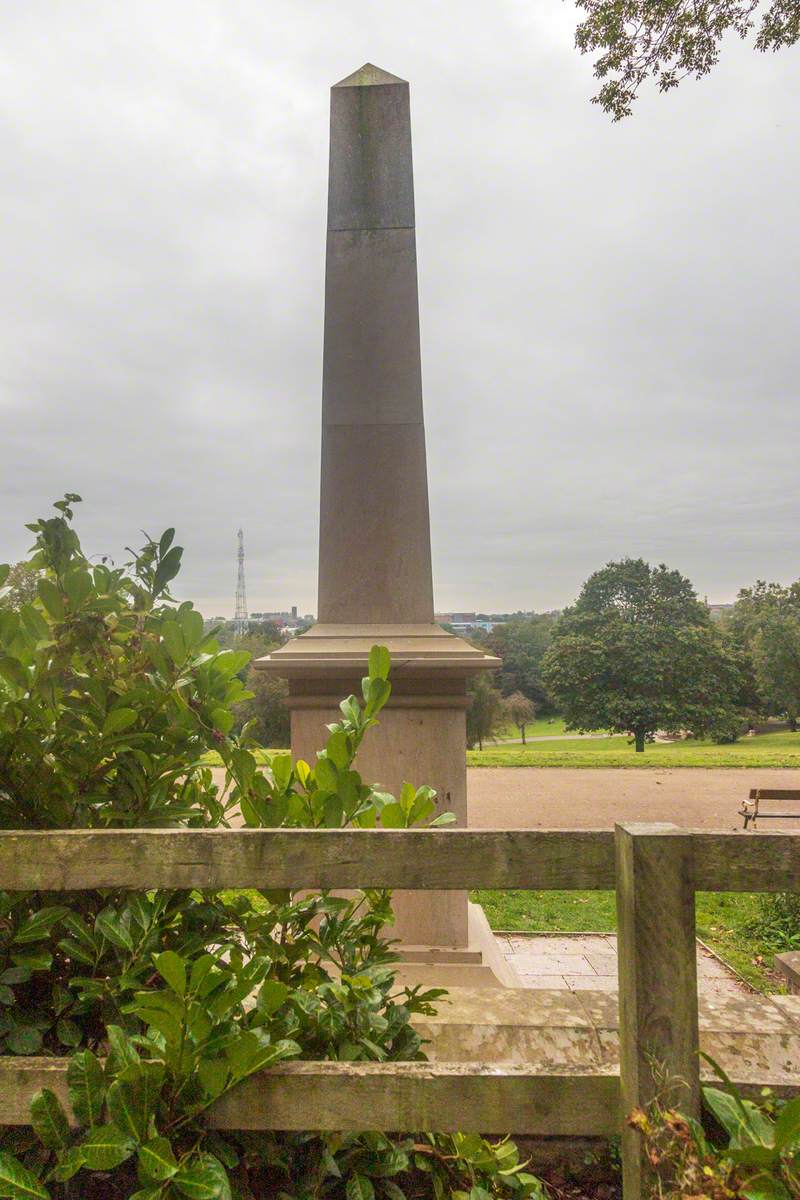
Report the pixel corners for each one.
[435,612,501,634]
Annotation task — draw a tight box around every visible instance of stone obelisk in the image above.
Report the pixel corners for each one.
[259,65,509,982]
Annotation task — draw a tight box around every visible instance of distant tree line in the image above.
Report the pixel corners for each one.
[465,559,800,753]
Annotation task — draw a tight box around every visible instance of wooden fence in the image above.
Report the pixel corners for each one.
[0,822,797,1199]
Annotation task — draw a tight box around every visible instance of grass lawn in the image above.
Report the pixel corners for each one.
[469,729,800,768]
[473,888,785,993]
[203,730,800,769]
[492,716,570,740]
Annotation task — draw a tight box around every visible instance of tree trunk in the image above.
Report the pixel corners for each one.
[520,725,526,745]
[790,716,798,733]
[634,728,646,753]
[478,734,483,750]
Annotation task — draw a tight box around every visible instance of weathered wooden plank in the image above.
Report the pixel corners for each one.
[0,829,616,891]
[688,831,800,892]
[615,823,701,1200]
[0,1058,620,1135]
[0,828,796,893]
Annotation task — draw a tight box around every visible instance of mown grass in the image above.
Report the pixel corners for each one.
[202,730,800,770]
[473,888,784,993]
[493,716,570,740]
[468,729,800,768]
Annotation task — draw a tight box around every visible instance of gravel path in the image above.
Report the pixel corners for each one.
[467,766,800,831]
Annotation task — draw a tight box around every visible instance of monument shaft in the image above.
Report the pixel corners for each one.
[319,66,433,624]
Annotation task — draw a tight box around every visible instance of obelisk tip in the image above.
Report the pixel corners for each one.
[333,63,406,89]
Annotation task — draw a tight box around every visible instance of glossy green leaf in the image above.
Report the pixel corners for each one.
[67,1049,105,1127]
[271,752,292,790]
[12,906,68,946]
[106,1024,140,1070]
[326,729,350,769]
[257,980,289,1016]
[383,1183,407,1200]
[79,1124,136,1170]
[36,579,64,621]
[138,1136,177,1182]
[30,1089,69,1150]
[346,1173,375,1200]
[7,1026,42,1055]
[368,644,391,681]
[95,908,134,952]
[153,546,183,594]
[173,1153,231,1199]
[153,951,186,997]
[379,802,406,829]
[0,657,27,690]
[64,568,92,611]
[103,708,137,735]
[48,1147,85,1183]
[314,758,338,791]
[0,1150,50,1198]
[55,1018,81,1047]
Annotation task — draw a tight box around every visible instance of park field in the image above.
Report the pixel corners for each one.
[493,715,569,740]
[202,728,800,769]
[469,728,800,768]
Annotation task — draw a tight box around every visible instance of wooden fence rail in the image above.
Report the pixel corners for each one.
[0,822,797,1200]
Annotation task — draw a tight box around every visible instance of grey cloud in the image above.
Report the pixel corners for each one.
[1,1,798,615]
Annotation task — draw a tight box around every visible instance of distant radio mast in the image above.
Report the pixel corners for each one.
[233,528,248,636]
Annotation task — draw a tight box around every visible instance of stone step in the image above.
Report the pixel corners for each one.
[410,985,800,1093]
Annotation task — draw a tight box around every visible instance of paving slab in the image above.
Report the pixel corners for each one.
[498,932,750,996]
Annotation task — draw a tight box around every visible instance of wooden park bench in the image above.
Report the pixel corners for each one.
[741,788,800,829]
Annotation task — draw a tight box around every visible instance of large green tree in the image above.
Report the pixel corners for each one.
[729,580,800,729]
[575,0,800,118]
[542,558,740,751]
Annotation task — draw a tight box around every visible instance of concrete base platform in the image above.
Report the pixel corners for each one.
[393,903,521,989]
[413,987,800,1093]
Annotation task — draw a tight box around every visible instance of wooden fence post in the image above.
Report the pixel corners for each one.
[615,822,700,1200]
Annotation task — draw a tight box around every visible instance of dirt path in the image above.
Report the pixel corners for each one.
[467,767,800,831]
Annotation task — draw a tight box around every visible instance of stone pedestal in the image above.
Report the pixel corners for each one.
[266,624,505,968]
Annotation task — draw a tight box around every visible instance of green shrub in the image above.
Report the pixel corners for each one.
[632,1059,800,1198]
[0,498,544,1200]
[747,892,800,952]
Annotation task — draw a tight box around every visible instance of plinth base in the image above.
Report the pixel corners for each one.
[393,903,521,989]
[255,623,503,980]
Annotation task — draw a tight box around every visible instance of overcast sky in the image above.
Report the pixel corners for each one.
[1,2,798,617]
